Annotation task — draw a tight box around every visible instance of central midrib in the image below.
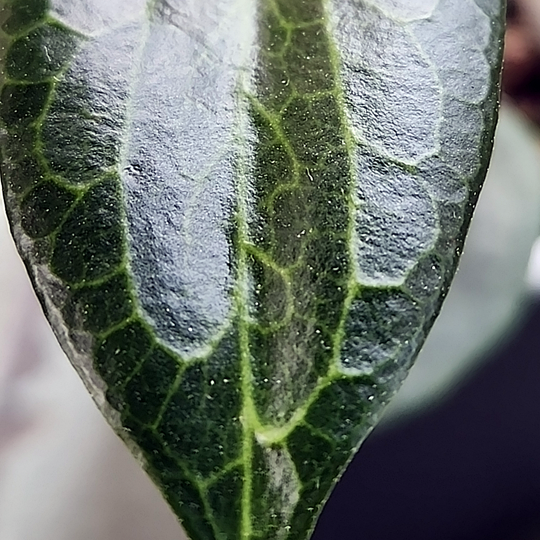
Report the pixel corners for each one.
[236,0,359,537]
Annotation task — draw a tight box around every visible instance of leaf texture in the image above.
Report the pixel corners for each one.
[0,1,505,539]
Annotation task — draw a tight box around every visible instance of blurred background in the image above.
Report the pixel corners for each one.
[2,2,540,539]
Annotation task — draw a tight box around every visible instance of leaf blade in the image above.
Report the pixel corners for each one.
[0,1,506,539]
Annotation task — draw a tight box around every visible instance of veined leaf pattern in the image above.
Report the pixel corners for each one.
[0,1,505,539]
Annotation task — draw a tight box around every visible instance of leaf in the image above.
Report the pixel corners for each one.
[0,1,505,539]
[384,103,540,421]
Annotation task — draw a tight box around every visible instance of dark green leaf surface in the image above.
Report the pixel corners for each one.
[0,1,505,539]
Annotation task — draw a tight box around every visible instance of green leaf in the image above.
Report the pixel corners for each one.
[0,1,505,539]
[384,104,540,422]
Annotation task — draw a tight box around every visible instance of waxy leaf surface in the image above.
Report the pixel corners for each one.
[0,0,505,539]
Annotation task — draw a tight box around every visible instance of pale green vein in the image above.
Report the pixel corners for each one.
[235,89,256,540]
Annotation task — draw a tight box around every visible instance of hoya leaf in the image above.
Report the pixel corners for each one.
[0,1,505,540]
